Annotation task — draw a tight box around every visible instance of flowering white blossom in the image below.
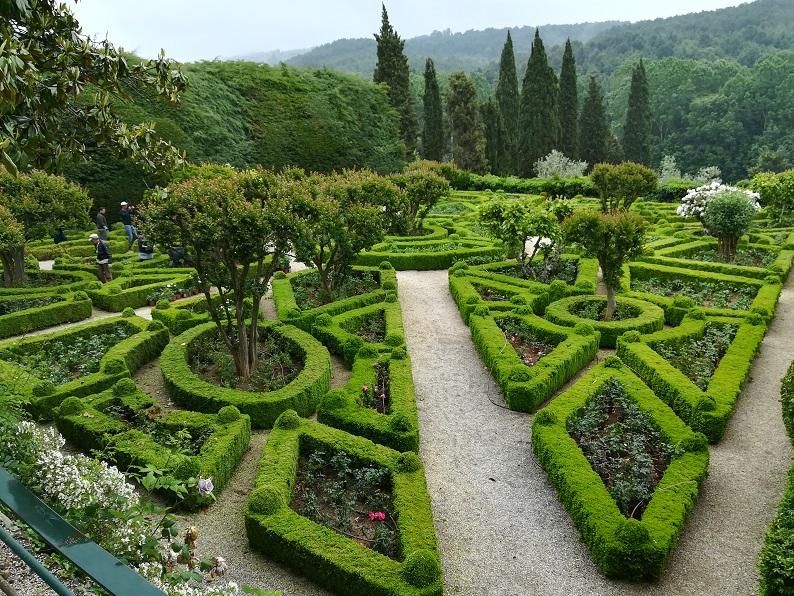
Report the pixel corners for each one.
[676,180,761,219]
[658,155,682,183]
[137,562,241,596]
[534,150,588,179]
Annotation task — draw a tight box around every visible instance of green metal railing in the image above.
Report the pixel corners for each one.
[0,466,165,596]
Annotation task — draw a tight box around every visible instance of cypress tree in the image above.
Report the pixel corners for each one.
[518,30,559,177]
[558,39,578,159]
[622,59,652,165]
[579,76,609,170]
[421,58,444,161]
[374,4,417,154]
[495,31,520,175]
[482,99,502,174]
[447,72,487,174]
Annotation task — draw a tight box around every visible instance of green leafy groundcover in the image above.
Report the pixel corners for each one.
[160,320,331,429]
[55,380,251,511]
[759,361,794,595]
[246,412,442,596]
[532,360,709,580]
[616,314,766,442]
[0,313,169,417]
[0,291,92,339]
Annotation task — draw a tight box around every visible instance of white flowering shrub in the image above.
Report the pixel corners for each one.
[676,180,760,220]
[534,150,587,179]
[137,563,243,596]
[658,155,682,183]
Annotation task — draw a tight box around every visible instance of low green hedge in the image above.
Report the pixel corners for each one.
[759,360,794,595]
[318,353,419,452]
[160,321,331,428]
[308,301,405,365]
[0,270,97,296]
[384,224,449,242]
[0,292,93,339]
[617,314,766,442]
[545,295,665,348]
[246,413,442,596]
[0,314,169,417]
[356,240,504,271]
[463,257,598,295]
[272,266,394,325]
[469,311,600,412]
[87,272,194,311]
[532,361,709,580]
[448,272,549,324]
[55,381,251,510]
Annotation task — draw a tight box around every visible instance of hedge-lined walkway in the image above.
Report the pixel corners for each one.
[397,269,793,596]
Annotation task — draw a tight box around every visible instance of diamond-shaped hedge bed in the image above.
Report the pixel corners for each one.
[532,359,709,580]
[617,312,766,442]
[468,309,600,412]
[246,412,443,596]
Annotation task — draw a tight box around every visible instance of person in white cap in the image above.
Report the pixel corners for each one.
[119,201,137,251]
[90,233,113,283]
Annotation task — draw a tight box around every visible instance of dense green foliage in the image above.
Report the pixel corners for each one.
[578,77,609,170]
[447,73,487,173]
[622,61,652,166]
[421,59,445,161]
[518,31,559,177]
[495,32,520,174]
[558,40,579,159]
[374,5,417,154]
[591,162,657,212]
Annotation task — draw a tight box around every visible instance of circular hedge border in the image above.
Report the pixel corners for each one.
[160,321,331,428]
[545,295,665,348]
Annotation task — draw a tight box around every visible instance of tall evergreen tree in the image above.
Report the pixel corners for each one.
[622,60,652,165]
[481,99,502,174]
[558,39,579,159]
[447,72,487,173]
[495,31,520,175]
[579,76,609,170]
[518,30,559,177]
[421,58,445,161]
[374,4,417,154]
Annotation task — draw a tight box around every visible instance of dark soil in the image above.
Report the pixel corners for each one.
[497,318,557,366]
[347,311,386,343]
[291,271,379,310]
[360,362,391,414]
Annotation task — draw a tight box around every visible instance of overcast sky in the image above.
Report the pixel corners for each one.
[70,0,749,63]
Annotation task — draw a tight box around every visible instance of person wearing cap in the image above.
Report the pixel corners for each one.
[90,233,113,283]
[119,202,138,251]
[95,207,109,240]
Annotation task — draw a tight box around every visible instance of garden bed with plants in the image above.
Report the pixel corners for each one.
[356,238,504,270]
[0,291,93,338]
[0,269,97,296]
[86,272,196,311]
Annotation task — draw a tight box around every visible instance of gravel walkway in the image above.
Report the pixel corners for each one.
[397,269,793,596]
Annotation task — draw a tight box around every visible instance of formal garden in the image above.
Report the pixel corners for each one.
[3,1,794,595]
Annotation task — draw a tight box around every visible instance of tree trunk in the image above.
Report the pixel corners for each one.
[235,322,251,380]
[1,247,27,288]
[718,235,737,263]
[604,286,616,322]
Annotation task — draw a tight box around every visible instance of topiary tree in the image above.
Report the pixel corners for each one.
[563,210,646,321]
[0,170,91,286]
[290,169,402,297]
[389,162,450,234]
[140,165,298,380]
[591,162,657,213]
[702,191,758,262]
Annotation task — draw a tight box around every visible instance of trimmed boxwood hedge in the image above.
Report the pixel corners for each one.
[0,292,92,339]
[384,224,448,242]
[617,314,767,443]
[318,353,419,452]
[448,272,550,324]
[55,381,251,510]
[0,314,169,417]
[246,413,442,596]
[160,321,331,428]
[532,361,709,580]
[759,361,794,595]
[356,239,504,271]
[86,272,194,311]
[545,295,666,348]
[469,311,600,412]
[272,266,394,325]
[0,269,97,296]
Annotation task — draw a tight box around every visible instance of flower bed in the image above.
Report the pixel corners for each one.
[160,321,331,428]
[531,360,709,580]
[545,296,665,348]
[87,272,195,311]
[245,412,442,596]
[290,270,381,311]
[0,291,93,339]
[356,238,504,271]
[468,310,600,412]
[616,314,766,442]
[55,380,251,511]
[0,313,169,417]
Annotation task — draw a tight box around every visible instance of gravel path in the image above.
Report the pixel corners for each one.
[397,269,793,596]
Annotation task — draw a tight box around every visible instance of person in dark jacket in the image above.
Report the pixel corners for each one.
[90,233,113,283]
[137,234,155,261]
[119,202,137,250]
[96,207,109,240]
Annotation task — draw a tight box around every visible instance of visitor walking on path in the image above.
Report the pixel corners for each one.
[95,207,109,240]
[90,233,113,283]
[119,202,138,250]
